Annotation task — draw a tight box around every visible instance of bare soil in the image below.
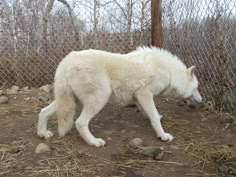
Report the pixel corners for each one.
[0,89,235,177]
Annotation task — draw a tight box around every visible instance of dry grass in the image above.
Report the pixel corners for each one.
[164,116,236,176]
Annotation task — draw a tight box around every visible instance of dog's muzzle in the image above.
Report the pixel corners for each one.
[191,92,203,104]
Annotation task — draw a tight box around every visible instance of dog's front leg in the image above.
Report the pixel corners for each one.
[135,90,173,142]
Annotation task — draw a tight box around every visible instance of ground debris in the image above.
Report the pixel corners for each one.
[129,138,143,149]
[6,85,19,94]
[35,143,51,154]
[0,95,8,104]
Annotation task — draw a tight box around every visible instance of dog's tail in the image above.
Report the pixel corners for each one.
[54,69,76,137]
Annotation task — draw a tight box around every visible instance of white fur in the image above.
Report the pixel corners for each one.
[37,46,202,147]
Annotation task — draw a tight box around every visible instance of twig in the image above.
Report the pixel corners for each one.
[0,171,10,175]
[1,149,6,161]
[125,159,184,166]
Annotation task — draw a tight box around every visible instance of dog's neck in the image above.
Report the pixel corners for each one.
[161,70,186,98]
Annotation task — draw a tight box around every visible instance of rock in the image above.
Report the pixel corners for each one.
[201,117,208,122]
[22,86,29,91]
[40,84,53,93]
[107,136,112,141]
[225,123,230,129]
[203,101,214,112]
[121,129,126,133]
[0,90,3,95]
[141,147,165,160]
[153,147,164,160]
[141,147,157,157]
[170,145,179,150]
[24,97,31,102]
[35,143,50,154]
[0,95,8,104]
[129,138,143,148]
[38,95,49,102]
[6,85,19,94]
[176,100,186,107]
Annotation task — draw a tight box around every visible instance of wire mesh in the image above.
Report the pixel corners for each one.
[0,0,151,87]
[0,0,236,112]
[162,0,236,112]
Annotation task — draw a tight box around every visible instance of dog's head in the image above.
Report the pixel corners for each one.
[182,66,203,103]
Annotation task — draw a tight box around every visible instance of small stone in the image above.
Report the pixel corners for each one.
[225,123,230,129]
[203,101,214,112]
[163,98,169,102]
[13,96,17,100]
[0,95,9,104]
[130,130,136,134]
[176,100,186,107]
[6,85,19,94]
[38,95,49,102]
[24,97,31,102]
[153,147,164,160]
[35,143,50,154]
[129,138,143,148]
[142,147,157,157]
[22,86,29,91]
[25,166,33,170]
[141,147,165,160]
[107,136,112,141]
[170,145,179,150]
[40,84,53,93]
[121,129,126,133]
[201,117,208,122]
[0,90,3,95]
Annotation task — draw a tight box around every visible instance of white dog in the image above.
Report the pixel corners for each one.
[37,46,202,147]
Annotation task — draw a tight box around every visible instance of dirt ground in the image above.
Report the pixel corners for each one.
[0,88,236,177]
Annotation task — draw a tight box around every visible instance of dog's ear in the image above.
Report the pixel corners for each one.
[187,66,196,78]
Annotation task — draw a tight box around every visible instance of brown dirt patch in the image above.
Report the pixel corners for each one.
[0,89,235,177]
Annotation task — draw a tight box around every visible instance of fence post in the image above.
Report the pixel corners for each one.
[151,0,162,48]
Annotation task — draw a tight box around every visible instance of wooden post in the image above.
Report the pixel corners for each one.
[151,0,162,48]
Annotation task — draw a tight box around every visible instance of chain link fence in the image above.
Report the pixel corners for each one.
[0,0,151,87]
[162,0,236,112]
[0,0,236,112]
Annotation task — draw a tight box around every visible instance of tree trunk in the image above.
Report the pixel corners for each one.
[57,0,80,42]
[39,0,55,59]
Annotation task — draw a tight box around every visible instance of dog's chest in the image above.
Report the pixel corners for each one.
[109,77,151,106]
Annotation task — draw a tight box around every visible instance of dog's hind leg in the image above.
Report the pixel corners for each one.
[135,90,173,142]
[37,101,56,139]
[67,68,111,147]
[75,90,111,147]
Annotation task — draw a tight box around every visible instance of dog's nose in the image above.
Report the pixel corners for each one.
[196,96,203,103]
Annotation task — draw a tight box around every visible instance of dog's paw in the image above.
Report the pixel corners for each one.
[38,130,54,139]
[88,138,106,147]
[159,133,174,142]
[159,114,163,120]
[44,130,54,139]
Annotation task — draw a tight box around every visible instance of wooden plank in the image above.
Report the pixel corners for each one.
[151,0,162,47]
